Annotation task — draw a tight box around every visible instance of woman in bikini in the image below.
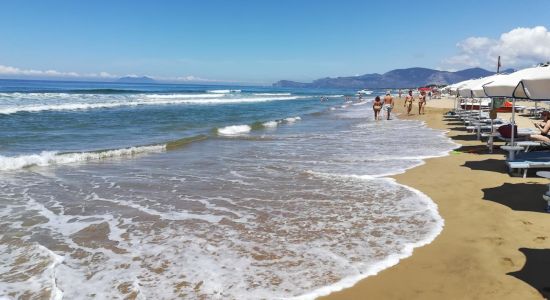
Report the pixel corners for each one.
[530,111,550,143]
[404,90,414,116]
[373,96,382,120]
[418,91,426,115]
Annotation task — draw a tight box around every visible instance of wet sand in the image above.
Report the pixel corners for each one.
[322,96,550,299]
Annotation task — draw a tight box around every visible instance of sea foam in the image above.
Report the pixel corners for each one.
[0,145,166,171]
[217,125,252,136]
[207,89,241,93]
[262,121,279,128]
[0,93,307,114]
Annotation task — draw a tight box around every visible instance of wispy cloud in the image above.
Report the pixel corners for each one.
[0,64,229,83]
[0,64,118,79]
[442,26,550,70]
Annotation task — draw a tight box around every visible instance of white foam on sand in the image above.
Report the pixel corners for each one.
[291,177,444,300]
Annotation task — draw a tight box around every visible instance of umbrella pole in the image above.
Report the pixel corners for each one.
[455,97,458,112]
[477,96,482,140]
[511,97,516,146]
[490,118,494,153]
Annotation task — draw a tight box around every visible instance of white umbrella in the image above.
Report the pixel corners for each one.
[483,66,544,97]
[447,80,468,110]
[456,79,477,110]
[483,66,549,155]
[470,74,504,98]
[513,65,550,100]
[458,75,502,139]
[514,65,550,124]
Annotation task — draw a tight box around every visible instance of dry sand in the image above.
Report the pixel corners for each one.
[322,96,550,299]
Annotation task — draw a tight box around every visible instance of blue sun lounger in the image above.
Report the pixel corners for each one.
[507,151,550,178]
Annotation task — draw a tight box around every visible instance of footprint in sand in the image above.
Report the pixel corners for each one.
[534,236,548,243]
[501,257,515,267]
[483,236,505,246]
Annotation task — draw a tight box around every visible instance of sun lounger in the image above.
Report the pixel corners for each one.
[507,151,550,178]
[494,128,537,145]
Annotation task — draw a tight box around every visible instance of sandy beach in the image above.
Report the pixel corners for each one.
[322,96,550,299]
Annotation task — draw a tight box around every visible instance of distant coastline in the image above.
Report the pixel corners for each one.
[115,76,156,84]
[273,67,515,89]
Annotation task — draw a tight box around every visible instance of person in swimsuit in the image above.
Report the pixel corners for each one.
[383,91,394,120]
[404,90,414,116]
[373,96,383,120]
[531,111,550,143]
[418,91,426,115]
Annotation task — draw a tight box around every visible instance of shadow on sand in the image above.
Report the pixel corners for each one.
[445,122,464,126]
[448,126,468,131]
[450,134,483,142]
[508,248,550,299]
[482,183,548,213]
[462,158,508,173]
[455,142,508,154]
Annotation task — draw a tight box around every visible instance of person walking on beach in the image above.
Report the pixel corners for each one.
[383,91,394,120]
[373,96,383,120]
[404,90,414,116]
[418,91,426,115]
[398,89,402,99]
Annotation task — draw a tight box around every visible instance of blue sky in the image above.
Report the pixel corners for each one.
[0,0,549,84]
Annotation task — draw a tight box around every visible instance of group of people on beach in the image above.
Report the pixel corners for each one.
[372,90,427,120]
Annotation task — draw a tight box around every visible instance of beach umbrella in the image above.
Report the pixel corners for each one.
[513,65,550,100]
[470,74,504,98]
[483,66,546,98]
[449,80,468,95]
[456,79,477,110]
[458,75,502,139]
[513,65,550,121]
[483,66,548,148]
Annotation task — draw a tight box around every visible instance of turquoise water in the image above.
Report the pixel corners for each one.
[0,80,457,299]
[0,80,348,156]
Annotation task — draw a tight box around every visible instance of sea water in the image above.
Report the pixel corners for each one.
[0,80,457,299]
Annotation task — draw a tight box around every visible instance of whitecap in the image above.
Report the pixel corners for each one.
[0,145,166,171]
[217,125,251,136]
[262,121,278,128]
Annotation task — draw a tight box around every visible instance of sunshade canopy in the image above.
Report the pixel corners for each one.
[484,66,549,98]
[469,74,504,98]
[513,65,550,100]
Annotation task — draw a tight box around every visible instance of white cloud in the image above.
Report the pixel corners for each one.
[0,64,118,79]
[0,63,233,83]
[442,26,550,70]
[174,75,221,82]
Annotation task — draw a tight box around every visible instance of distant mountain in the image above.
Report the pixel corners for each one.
[116,76,156,84]
[273,67,515,89]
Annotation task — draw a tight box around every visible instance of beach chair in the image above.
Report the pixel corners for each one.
[507,151,550,178]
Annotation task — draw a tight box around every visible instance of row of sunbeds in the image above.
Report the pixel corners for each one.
[446,108,547,178]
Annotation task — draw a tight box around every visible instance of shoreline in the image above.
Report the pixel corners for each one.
[321,96,550,299]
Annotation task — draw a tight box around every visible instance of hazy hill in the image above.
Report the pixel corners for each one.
[273,67,514,89]
[116,76,156,84]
